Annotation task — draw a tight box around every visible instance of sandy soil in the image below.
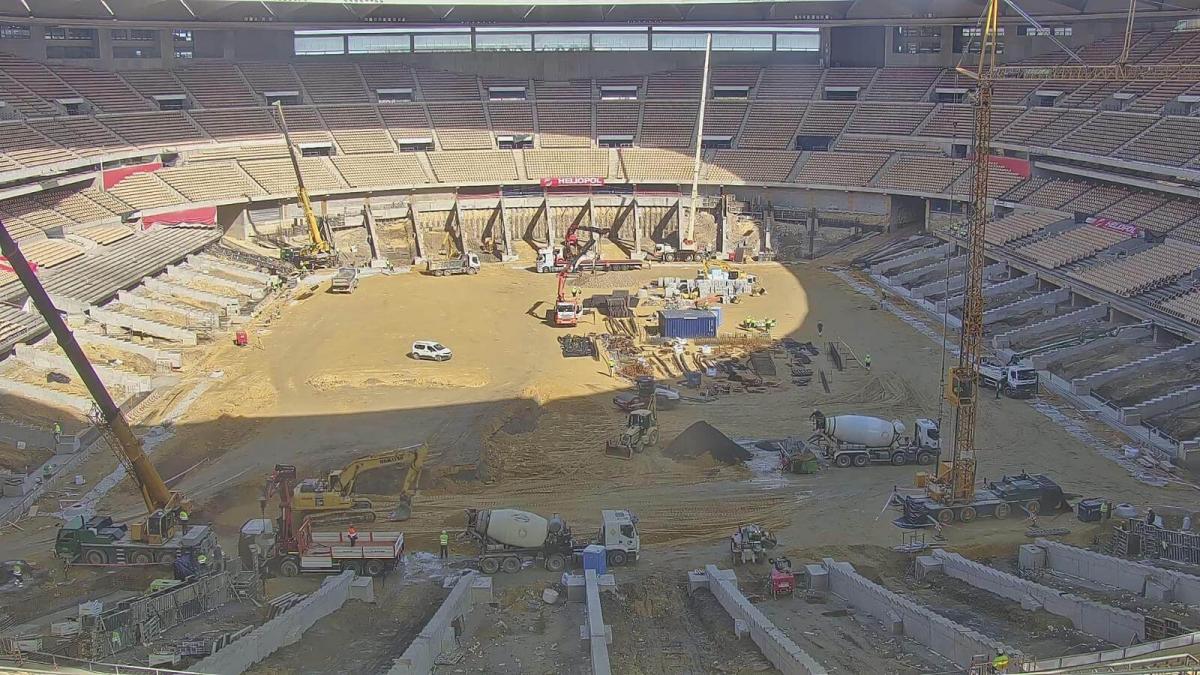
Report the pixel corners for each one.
[4,253,1198,673]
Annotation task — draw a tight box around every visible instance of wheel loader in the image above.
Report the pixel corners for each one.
[605,409,659,459]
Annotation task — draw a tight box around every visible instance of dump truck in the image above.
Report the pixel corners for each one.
[464,508,640,574]
[976,358,1039,398]
[238,517,404,577]
[426,253,480,276]
[55,514,218,566]
[896,472,1073,527]
[809,411,940,468]
[329,267,359,293]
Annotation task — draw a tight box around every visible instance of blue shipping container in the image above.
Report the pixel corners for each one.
[582,544,607,574]
[659,309,719,339]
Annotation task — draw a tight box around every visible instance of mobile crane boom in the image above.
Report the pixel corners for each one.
[0,220,173,512]
[274,101,330,258]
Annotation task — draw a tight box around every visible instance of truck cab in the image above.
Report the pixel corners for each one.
[913,418,939,451]
[536,247,565,273]
[596,509,640,565]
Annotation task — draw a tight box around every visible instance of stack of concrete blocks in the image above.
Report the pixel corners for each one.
[386,572,493,675]
[688,564,827,675]
[1023,539,1200,605]
[929,550,1146,644]
[192,571,356,674]
[825,558,1020,669]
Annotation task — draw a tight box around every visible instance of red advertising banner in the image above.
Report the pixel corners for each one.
[142,206,218,228]
[0,256,38,275]
[540,177,605,188]
[987,155,1031,179]
[1088,216,1141,238]
[102,161,163,189]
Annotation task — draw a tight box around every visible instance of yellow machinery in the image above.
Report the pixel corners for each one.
[293,444,428,522]
[274,101,334,267]
[920,0,1197,517]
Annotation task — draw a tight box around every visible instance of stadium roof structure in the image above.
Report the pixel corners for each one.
[3,0,1198,27]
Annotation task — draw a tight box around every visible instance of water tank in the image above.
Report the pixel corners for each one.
[480,509,550,548]
[824,415,903,448]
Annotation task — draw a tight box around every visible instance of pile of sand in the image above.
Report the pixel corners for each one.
[663,421,752,465]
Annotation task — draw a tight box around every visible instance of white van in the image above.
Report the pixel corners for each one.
[411,340,452,361]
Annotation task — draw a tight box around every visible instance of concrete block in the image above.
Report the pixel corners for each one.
[1018,544,1046,572]
[349,576,375,603]
[804,564,829,591]
[733,618,749,639]
[1144,580,1173,603]
[915,556,942,580]
[471,575,493,604]
[564,573,586,602]
[688,569,709,594]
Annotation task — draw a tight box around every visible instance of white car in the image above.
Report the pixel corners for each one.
[411,340,452,361]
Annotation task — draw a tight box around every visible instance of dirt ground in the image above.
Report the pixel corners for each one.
[4,250,1198,673]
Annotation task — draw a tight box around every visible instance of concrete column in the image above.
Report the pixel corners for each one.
[545,197,556,246]
[633,199,642,258]
[408,202,424,262]
[452,198,466,253]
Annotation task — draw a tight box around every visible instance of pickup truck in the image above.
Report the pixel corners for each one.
[426,253,481,277]
[330,267,359,293]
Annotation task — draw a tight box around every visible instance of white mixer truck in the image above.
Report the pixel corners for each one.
[464,508,640,574]
[809,410,940,468]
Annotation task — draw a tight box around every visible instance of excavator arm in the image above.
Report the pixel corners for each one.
[336,444,428,497]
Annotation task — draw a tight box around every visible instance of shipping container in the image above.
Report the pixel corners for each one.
[659,309,719,339]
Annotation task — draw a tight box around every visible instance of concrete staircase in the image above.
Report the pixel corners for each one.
[942,272,1037,313]
[1123,383,1200,425]
[870,242,951,276]
[993,303,1108,350]
[984,288,1070,326]
[1072,341,1200,395]
[892,254,965,287]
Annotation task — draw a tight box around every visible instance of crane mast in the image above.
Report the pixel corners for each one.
[0,220,174,512]
[274,101,330,258]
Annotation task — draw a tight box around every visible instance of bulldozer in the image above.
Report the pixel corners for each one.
[605,409,659,459]
[293,444,427,523]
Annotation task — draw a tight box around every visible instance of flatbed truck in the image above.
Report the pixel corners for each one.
[895,472,1072,527]
[239,517,404,577]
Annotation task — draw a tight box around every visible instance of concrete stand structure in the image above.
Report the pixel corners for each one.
[143,277,240,315]
[86,306,199,346]
[117,290,220,330]
[927,550,1145,645]
[1022,539,1200,605]
[13,344,162,393]
[689,564,827,675]
[823,558,1020,670]
[0,376,96,413]
[386,572,493,675]
[993,303,1107,350]
[165,265,265,300]
[187,254,275,285]
[74,330,183,369]
[193,571,356,674]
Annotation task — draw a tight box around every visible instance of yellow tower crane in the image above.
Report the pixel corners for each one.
[899,0,1197,529]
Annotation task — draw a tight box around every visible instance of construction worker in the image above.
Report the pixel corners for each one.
[816,321,823,338]
[991,650,1010,672]
[10,563,23,588]
[177,508,189,532]
[52,421,62,443]
[864,353,872,371]
[439,530,449,560]
[347,525,358,547]
[1101,500,1112,521]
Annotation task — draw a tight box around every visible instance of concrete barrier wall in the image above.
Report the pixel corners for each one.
[386,572,493,675]
[931,550,1145,645]
[13,345,158,393]
[823,558,1019,669]
[584,569,612,675]
[192,571,355,674]
[695,564,827,675]
[1034,539,1200,606]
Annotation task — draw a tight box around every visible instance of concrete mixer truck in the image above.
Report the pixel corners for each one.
[464,508,640,574]
[809,410,940,468]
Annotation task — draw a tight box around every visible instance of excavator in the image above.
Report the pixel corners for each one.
[292,444,428,523]
[273,101,335,269]
[0,220,216,567]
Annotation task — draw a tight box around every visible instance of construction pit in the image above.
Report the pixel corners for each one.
[2,239,1199,674]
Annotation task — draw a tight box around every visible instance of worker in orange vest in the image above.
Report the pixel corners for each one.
[347,525,358,547]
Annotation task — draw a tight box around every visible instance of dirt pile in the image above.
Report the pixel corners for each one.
[664,421,752,464]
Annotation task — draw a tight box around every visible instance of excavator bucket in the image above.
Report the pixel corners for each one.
[605,437,635,460]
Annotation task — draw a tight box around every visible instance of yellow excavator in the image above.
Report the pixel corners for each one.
[274,101,335,269]
[292,444,428,523]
